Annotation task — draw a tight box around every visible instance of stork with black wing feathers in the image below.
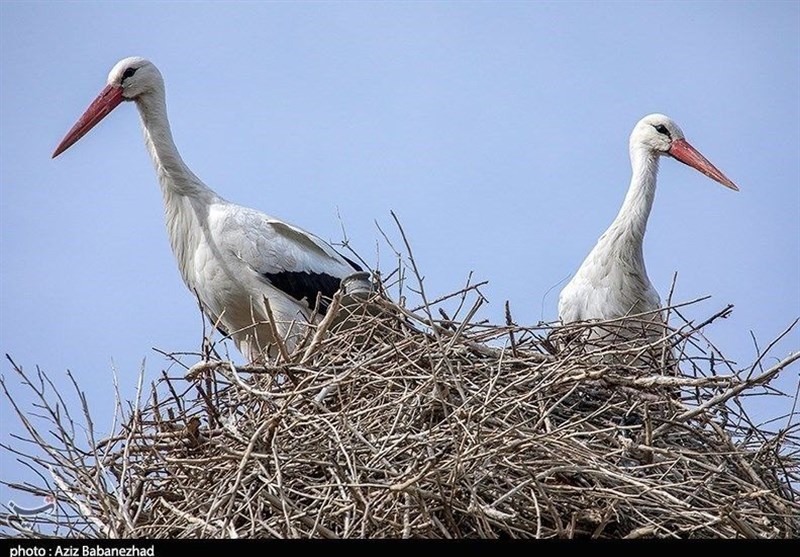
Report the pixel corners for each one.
[53,57,372,362]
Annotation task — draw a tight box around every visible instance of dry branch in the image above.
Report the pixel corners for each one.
[1,265,798,539]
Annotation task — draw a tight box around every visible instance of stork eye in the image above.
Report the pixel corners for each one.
[654,124,671,138]
[122,67,138,80]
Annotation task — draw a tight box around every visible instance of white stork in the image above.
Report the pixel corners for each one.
[53,57,372,362]
[558,114,738,346]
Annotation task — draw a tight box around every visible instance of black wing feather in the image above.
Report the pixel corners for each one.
[341,255,363,272]
[263,271,343,314]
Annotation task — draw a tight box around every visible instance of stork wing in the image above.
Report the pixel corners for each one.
[214,204,363,313]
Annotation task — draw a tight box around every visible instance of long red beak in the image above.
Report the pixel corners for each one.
[52,84,125,158]
[668,138,739,191]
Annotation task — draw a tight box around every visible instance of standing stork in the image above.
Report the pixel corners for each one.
[558,114,738,350]
[53,57,372,362]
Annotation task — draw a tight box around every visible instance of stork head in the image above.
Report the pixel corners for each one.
[631,113,739,191]
[107,57,163,99]
[53,57,162,158]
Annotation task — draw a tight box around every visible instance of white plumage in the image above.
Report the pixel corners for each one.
[53,57,371,362]
[558,114,738,335]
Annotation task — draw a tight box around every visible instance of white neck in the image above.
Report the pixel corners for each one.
[600,145,660,256]
[135,91,220,285]
[135,92,216,201]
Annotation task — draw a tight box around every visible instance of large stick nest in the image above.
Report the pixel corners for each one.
[2,268,799,539]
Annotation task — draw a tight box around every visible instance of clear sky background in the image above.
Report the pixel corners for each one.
[1,1,798,514]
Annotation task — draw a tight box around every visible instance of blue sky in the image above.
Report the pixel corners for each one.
[1,1,798,513]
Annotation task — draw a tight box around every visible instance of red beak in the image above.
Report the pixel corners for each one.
[52,84,125,158]
[668,138,739,191]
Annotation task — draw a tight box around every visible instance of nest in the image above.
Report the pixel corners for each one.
[2,268,799,539]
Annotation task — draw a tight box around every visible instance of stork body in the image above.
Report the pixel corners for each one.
[558,114,738,338]
[53,57,371,361]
